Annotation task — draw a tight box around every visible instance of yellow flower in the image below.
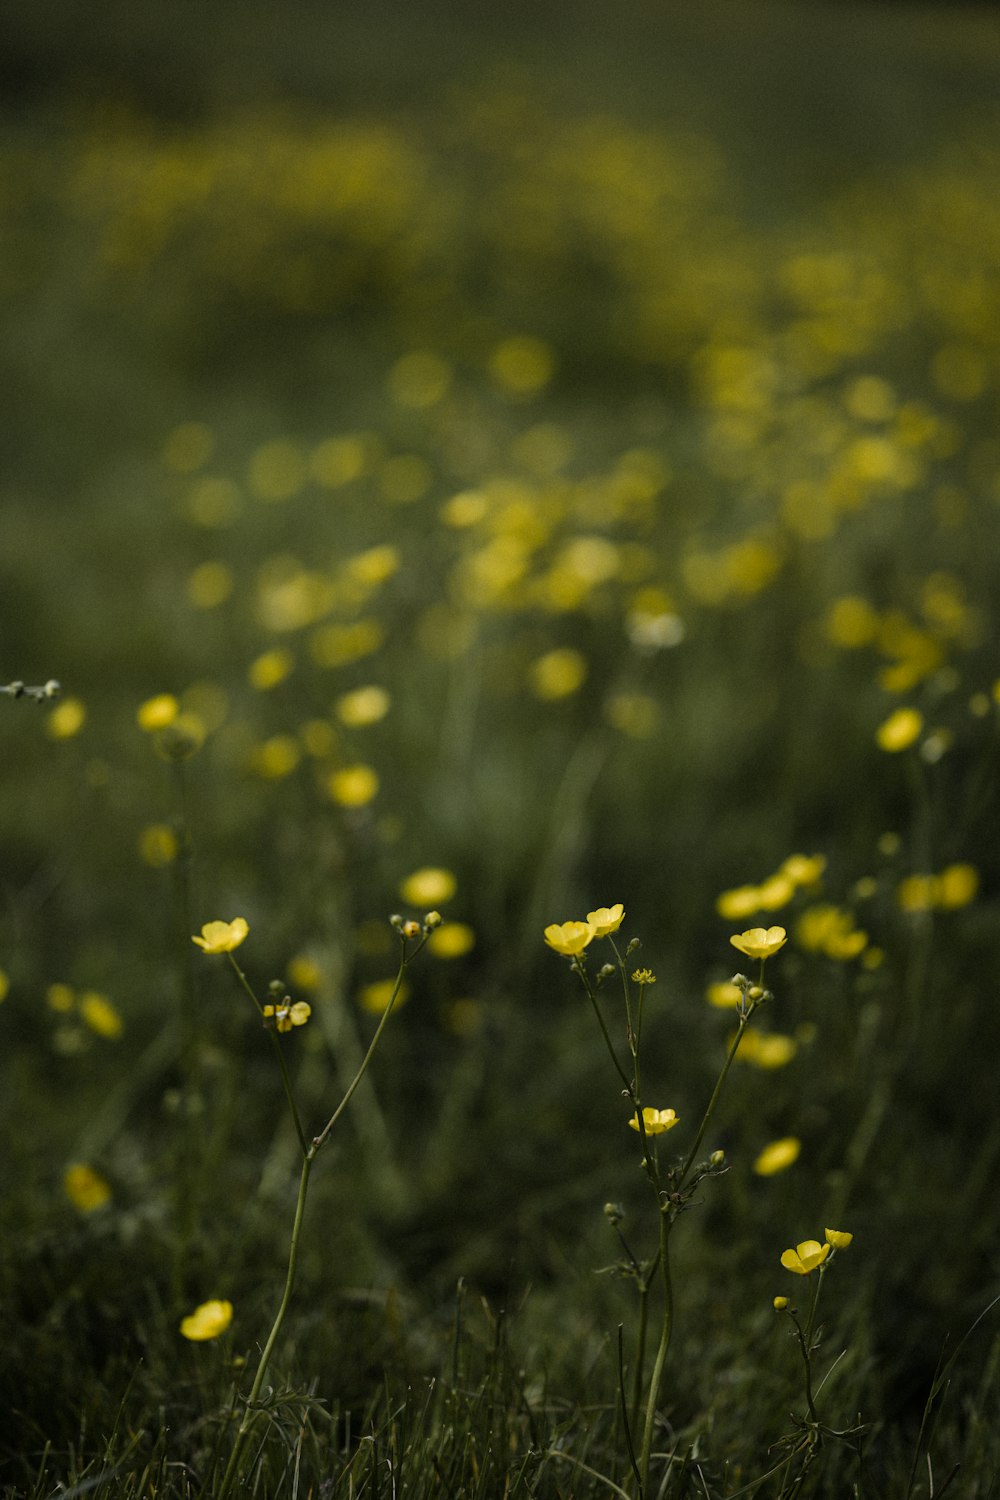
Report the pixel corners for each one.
[737,1031,797,1069]
[715,885,763,920]
[138,823,179,867]
[336,685,391,727]
[427,922,476,959]
[263,1000,312,1033]
[400,867,456,906]
[631,968,656,984]
[192,918,249,954]
[179,1299,233,1341]
[753,1137,801,1176]
[136,694,179,731]
[543,921,594,956]
[730,926,787,960]
[530,648,587,700]
[824,1227,854,1249]
[780,853,827,887]
[47,697,86,740]
[248,648,295,692]
[875,707,923,752]
[780,1239,831,1275]
[773,1296,789,1311]
[79,991,123,1040]
[629,1106,680,1135]
[358,977,410,1014]
[64,1163,112,1213]
[705,980,742,1010]
[0,969,8,1003]
[46,982,75,1012]
[935,863,979,909]
[327,764,379,807]
[287,955,322,991]
[587,904,625,937]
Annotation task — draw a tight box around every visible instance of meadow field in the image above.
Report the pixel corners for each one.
[3,2,1000,1494]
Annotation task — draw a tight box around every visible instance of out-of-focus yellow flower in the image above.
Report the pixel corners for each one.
[936,863,979,909]
[629,1107,680,1135]
[47,698,86,739]
[737,1031,797,1069]
[248,648,294,691]
[755,874,796,910]
[754,1137,801,1176]
[543,921,594,956]
[780,1240,830,1275]
[180,1299,233,1341]
[358,977,410,1014]
[287,955,322,992]
[706,981,742,1010]
[896,875,937,913]
[825,595,880,649]
[530,648,587,700]
[587,904,625,937]
[876,707,923,752]
[427,923,476,959]
[489,335,556,395]
[336,686,391,727]
[0,969,8,1003]
[263,1000,312,1032]
[139,823,179,867]
[401,867,456,906]
[192,918,249,954]
[46,982,75,1013]
[327,764,379,806]
[64,1163,112,1213]
[780,853,827,887]
[824,1227,853,1249]
[730,927,787,960]
[79,992,123,1040]
[188,561,235,609]
[137,694,179,731]
[248,736,301,780]
[795,903,866,959]
[715,886,762,920]
[155,713,206,761]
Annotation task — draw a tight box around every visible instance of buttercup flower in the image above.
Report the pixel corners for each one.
[192,918,250,954]
[263,999,312,1032]
[773,1296,789,1310]
[824,1227,854,1249]
[730,926,787,960]
[753,1136,801,1176]
[64,1163,112,1213]
[876,706,923,752]
[629,1106,680,1135]
[179,1299,233,1341]
[587,904,625,937]
[780,1239,831,1275]
[543,921,594,956]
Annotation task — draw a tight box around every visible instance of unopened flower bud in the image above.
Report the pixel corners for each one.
[603,1201,625,1225]
[402,920,421,940]
[626,937,641,955]
[773,1296,789,1311]
[710,1149,725,1166]
[43,679,61,699]
[598,963,616,979]
[268,979,285,997]
[423,910,443,930]
[389,914,405,932]
[748,985,764,1002]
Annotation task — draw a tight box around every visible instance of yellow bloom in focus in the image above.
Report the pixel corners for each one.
[47,697,86,739]
[427,923,476,959]
[358,977,410,1014]
[876,707,923,752]
[730,926,787,960]
[192,918,249,954]
[530,648,587,701]
[824,1227,854,1249]
[631,968,656,984]
[543,921,594,956]
[64,1163,112,1213]
[139,823,179,867]
[780,1240,830,1275]
[263,1000,312,1033]
[327,764,379,807]
[773,1296,789,1311]
[179,1299,233,1341]
[706,980,742,1009]
[401,867,456,906]
[753,1137,801,1176]
[587,904,625,937]
[336,685,391,727]
[79,992,123,1040]
[136,694,179,731]
[629,1107,680,1135]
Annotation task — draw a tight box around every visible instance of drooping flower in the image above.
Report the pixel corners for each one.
[587,904,625,937]
[730,926,787,960]
[179,1299,233,1341]
[263,999,312,1033]
[543,921,593,956]
[824,1227,854,1250]
[192,918,250,954]
[628,1106,680,1135]
[780,1240,831,1275]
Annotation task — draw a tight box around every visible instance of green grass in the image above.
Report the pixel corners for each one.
[3,2,1000,1495]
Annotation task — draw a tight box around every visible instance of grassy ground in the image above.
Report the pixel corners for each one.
[3,2,1000,1495]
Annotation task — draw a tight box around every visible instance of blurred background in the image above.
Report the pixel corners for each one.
[3,0,1000,1490]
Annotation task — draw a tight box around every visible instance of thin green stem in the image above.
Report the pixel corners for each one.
[638,1209,674,1497]
[226,954,308,1156]
[575,960,633,1096]
[678,1007,754,1188]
